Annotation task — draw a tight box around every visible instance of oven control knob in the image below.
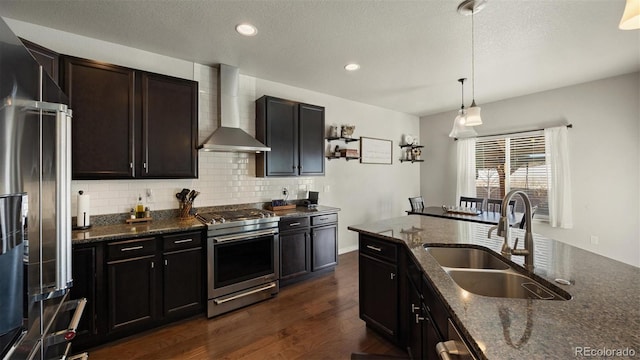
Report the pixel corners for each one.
[220,218,226,223]
[259,213,265,218]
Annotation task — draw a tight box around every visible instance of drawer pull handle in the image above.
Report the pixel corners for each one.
[366,245,382,252]
[289,222,301,226]
[174,238,193,244]
[317,217,328,221]
[213,282,276,304]
[120,246,144,252]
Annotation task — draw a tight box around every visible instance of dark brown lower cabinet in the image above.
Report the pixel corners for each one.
[70,245,101,349]
[279,213,339,287]
[359,252,398,340]
[358,234,478,358]
[71,230,205,350]
[162,231,204,319]
[106,237,159,335]
[311,224,338,271]
[406,271,445,360]
[280,229,310,281]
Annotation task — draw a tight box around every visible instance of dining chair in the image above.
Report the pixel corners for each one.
[459,196,484,211]
[518,205,538,229]
[408,196,425,211]
[486,199,516,214]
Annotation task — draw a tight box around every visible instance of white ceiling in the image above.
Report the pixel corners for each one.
[0,0,638,117]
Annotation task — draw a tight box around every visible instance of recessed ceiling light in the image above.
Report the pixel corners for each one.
[344,63,360,71]
[236,23,258,36]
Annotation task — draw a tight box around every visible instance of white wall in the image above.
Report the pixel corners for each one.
[6,18,420,254]
[420,73,640,267]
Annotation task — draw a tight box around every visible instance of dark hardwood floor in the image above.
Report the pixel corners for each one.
[86,251,408,359]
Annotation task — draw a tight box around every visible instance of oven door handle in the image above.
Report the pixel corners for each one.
[212,229,278,243]
[213,282,277,305]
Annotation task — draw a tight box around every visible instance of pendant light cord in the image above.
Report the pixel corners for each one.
[461,79,465,109]
[458,78,466,110]
[471,9,475,102]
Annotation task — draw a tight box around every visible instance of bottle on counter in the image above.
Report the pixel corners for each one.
[130,208,136,220]
[144,206,151,218]
[136,196,145,218]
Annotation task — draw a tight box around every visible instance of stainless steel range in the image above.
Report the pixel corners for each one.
[196,208,280,318]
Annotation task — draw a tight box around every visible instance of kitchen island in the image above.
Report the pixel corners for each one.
[348,215,640,359]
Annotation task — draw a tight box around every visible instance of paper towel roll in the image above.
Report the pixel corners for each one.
[77,191,91,227]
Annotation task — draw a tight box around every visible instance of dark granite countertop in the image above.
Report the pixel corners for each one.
[348,215,640,360]
[72,205,340,245]
[72,218,205,244]
[273,205,341,218]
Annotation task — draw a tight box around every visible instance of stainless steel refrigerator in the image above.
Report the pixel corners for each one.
[0,17,86,360]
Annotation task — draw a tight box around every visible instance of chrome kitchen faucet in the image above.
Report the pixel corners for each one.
[488,190,535,272]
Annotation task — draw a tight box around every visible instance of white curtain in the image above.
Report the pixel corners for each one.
[545,126,573,228]
[456,138,477,203]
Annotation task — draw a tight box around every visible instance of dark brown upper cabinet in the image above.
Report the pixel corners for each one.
[140,73,198,178]
[61,56,198,180]
[20,38,59,84]
[255,96,325,177]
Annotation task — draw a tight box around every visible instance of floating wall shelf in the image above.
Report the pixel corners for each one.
[326,136,360,143]
[400,144,424,163]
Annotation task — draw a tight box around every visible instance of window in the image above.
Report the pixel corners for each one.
[475,133,549,218]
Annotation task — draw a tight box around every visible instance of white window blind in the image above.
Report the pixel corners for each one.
[475,133,549,217]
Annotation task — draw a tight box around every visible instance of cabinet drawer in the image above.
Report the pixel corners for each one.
[107,237,156,261]
[311,213,337,226]
[163,231,202,252]
[359,236,396,263]
[279,216,310,232]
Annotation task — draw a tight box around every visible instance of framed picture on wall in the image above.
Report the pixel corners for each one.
[360,137,393,164]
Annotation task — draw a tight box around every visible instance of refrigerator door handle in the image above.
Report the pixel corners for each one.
[55,107,73,292]
[12,98,74,292]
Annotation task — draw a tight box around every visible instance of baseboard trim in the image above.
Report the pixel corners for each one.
[338,245,358,255]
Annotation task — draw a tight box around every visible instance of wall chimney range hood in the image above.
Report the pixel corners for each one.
[197,64,270,153]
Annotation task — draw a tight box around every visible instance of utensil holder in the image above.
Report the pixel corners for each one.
[178,202,192,219]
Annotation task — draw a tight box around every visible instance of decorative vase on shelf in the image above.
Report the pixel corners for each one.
[329,125,339,138]
[341,125,355,138]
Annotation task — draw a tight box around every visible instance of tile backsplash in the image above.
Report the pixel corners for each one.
[71,64,318,216]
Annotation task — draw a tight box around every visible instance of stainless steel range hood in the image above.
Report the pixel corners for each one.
[197,64,270,152]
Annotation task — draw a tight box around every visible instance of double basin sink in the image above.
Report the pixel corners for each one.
[425,246,571,301]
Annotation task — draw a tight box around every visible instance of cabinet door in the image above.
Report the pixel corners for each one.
[107,255,157,334]
[423,308,443,360]
[311,224,337,271]
[280,231,310,280]
[141,73,198,178]
[62,57,135,179]
[406,277,423,360]
[359,253,398,339]
[20,38,59,84]
[298,103,325,176]
[70,246,98,345]
[256,96,298,176]
[163,248,203,318]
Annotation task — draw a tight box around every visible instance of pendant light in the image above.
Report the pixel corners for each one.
[458,0,485,127]
[619,0,640,30]
[449,78,477,138]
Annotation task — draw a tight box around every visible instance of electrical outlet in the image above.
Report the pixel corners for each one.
[323,185,331,193]
[590,235,599,245]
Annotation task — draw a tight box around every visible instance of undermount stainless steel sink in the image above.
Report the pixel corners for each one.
[446,269,571,301]
[425,245,571,301]
[426,246,510,270]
